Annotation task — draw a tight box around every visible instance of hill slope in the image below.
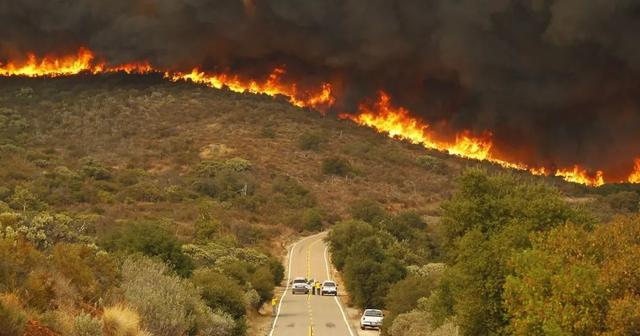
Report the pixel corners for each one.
[0,75,635,336]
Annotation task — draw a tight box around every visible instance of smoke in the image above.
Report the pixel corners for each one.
[2,0,640,179]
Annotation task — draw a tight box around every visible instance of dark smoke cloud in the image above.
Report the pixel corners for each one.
[2,0,640,179]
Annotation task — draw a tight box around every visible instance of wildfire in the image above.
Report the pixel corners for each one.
[555,166,604,187]
[167,68,334,109]
[341,92,608,186]
[0,48,153,77]
[0,48,636,186]
[628,159,640,183]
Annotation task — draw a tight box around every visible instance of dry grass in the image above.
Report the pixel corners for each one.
[102,305,147,336]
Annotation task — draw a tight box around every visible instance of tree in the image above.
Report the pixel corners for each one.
[430,168,586,335]
[504,217,640,335]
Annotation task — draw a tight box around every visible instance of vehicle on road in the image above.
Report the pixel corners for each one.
[360,309,384,330]
[321,280,337,296]
[291,277,310,294]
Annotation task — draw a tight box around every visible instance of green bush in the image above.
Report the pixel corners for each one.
[383,275,435,333]
[349,199,387,224]
[80,157,112,180]
[297,131,324,151]
[249,266,276,304]
[192,269,246,319]
[328,220,405,308]
[102,221,194,277]
[321,157,352,176]
[302,208,323,231]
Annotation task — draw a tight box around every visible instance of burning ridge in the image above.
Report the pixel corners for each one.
[1,48,636,187]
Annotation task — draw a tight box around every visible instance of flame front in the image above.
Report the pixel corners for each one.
[167,68,334,109]
[0,48,635,186]
[341,92,607,186]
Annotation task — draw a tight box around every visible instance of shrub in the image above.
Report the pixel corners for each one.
[9,185,39,211]
[383,275,435,333]
[121,256,233,336]
[102,221,194,277]
[0,238,46,292]
[0,294,27,336]
[73,312,103,336]
[52,243,119,302]
[349,199,387,224]
[321,157,352,176]
[302,208,323,231]
[415,155,445,173]
[102,305,145,336]
[297,131,324,151]
[605,191,639,212]
[80,157,112,180]
[192,269,246,319]
[249,266,276,304]
[271,176,315,208]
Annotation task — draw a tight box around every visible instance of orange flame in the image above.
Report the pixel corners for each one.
[0,48,153,77]
[628,159,640,183]
[0,48,95,77]
[341,92,608,186]
[167,68,334,109]
[0,48,636,186]
[555,165,604,187]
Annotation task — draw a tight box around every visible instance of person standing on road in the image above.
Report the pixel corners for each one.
[315,281,322,296]
[271,296,277,316]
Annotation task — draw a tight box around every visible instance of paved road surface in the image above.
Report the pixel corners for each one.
[268,233,360,336]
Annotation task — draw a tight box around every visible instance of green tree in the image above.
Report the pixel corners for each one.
[505,217,640,335]
[430,168,585,335]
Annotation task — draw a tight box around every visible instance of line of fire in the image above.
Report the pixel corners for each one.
[2,47,639,187]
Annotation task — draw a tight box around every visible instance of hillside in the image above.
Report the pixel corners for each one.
[1,75,638,336]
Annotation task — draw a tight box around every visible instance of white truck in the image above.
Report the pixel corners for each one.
[320,280,337,296]
[291,277,311,294]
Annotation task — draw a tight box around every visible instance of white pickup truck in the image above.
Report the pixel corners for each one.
[321,280,337,296]
[291,277,311,294]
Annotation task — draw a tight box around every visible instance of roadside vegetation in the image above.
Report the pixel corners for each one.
[328,168,640,336]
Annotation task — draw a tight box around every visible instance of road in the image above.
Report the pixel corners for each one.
[268,233,366,336]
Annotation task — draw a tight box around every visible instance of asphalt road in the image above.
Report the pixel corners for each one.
[268,233,358,336]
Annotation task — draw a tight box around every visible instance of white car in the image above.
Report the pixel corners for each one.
[360,309,383,330]
[291,277,310,294]
[321,280,337,296]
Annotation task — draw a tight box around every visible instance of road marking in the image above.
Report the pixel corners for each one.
[268,234,317,336]
[324,244,356,336]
